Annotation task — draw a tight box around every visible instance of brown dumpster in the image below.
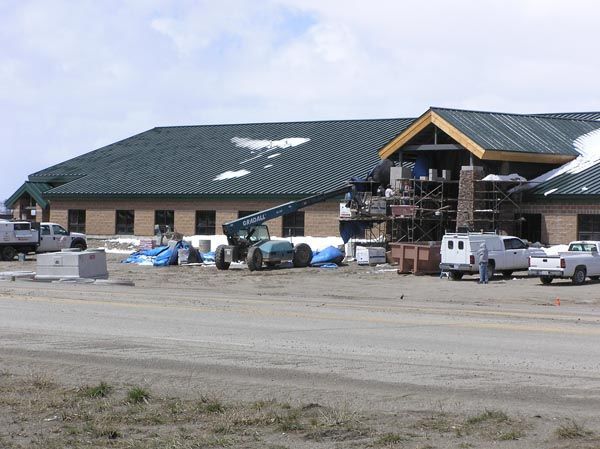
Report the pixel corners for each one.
[390,241,441,275]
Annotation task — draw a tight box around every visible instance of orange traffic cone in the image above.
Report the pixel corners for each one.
[555,297,561,307]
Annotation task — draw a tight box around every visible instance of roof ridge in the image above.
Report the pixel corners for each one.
[154,116,415,130]
[430,106,600,122]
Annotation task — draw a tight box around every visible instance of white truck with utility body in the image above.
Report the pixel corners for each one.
[528,241,600,285]
[0,220,87,261]
[440,232,543,281]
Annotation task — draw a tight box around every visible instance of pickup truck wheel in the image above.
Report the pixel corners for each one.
[487,262,495,280]
[501,271,513,279]
[215,245,230,270]
[246,247,263,271]
[71,240,87,251]
[448,271,463,281]
[540,276,553,285]
[1,246,16,261]
[572,267,586,285]
[293,243,313,268]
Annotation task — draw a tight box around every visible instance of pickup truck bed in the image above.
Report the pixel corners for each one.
[529,241,600,285]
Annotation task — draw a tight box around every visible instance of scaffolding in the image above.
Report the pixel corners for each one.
[389,178,458,242]
[472,180,522,234]
[338,176,524,246]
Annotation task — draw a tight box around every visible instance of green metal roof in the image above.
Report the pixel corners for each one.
[526,165,600,197]
[5,181,53,209]
[35,118,414,199]
[534,112,600,121]
[432,107,600,156]
[526,163,600,198]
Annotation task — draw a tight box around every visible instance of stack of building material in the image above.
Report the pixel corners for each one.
[356,246,386,265]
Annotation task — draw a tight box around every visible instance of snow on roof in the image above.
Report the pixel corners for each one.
[213,169,251,181]
[531,129,600,183]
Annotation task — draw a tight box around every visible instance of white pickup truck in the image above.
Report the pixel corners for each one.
[0,220,87,261]
[528,241,600,285]
[440,233,544,280]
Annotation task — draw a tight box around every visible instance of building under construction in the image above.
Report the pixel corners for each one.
[342,107,600,246]
[6,106,600,246]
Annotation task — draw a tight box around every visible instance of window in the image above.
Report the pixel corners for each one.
[238,210,258,219]
[504,238,526,250]
[447,240,454,249]
[155,210,174,233]
[282,211,305,237]
[458,241,464,250]
[116,210,135,234]
[52,224,69,236]
[196,211,216,235]
[40,224,50,235]
[68,209,86,233]
[578,215,600,240]
[13,223,30,231]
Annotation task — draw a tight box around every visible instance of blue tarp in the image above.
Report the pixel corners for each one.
[310,246,344,267]
[339,221,370,244]
[123,241,202,266]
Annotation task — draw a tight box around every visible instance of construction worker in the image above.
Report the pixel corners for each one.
[477,242,489,284]
[384,184,395,198]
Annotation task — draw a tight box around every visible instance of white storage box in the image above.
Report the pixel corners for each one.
[356,246,386,265]
[36,249,108,280]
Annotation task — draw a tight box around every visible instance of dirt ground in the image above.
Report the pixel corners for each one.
[1,247,600,448]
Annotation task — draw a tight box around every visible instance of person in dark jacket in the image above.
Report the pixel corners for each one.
[477,242,489,284]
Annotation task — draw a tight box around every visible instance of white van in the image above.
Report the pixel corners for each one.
[440,233,541,281]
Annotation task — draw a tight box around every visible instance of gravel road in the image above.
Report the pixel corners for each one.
[1,255,600,431]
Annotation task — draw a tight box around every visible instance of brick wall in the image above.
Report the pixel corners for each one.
[48,198,341,237]
[520,202,600,244]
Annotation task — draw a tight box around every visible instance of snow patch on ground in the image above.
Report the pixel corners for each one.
[107,238,141,245]
[182,235,343,253]
[213,169,250,181]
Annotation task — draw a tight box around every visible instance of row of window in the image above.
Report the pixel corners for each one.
[67,209,306,236]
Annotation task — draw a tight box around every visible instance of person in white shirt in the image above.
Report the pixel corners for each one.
[384,185,394,198]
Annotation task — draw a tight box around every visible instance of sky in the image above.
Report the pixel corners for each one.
[1,0,599,202]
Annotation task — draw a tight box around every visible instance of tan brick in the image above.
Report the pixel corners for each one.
[48,198,342,237]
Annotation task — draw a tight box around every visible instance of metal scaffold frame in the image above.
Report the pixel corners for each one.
[389,178,458,242]
[473,180,522,233]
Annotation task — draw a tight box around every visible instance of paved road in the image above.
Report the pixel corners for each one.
[1,276,600,418]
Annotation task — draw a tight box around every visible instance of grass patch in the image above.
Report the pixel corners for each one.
[80,381,112,398]
[497,429,524,440]
[127,386,151,404]
[375,432,406,445]
[465,409,509,425]
[198,396,225,414]
[555,420,594,439]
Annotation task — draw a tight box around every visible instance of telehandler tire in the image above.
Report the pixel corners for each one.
[215,245,230,270]
[247,247,263,271]
[292,243,312,268]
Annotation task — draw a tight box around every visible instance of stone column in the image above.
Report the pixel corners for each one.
[456,166,484,232]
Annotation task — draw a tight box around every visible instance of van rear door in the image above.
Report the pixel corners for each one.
[443,237,468,266]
